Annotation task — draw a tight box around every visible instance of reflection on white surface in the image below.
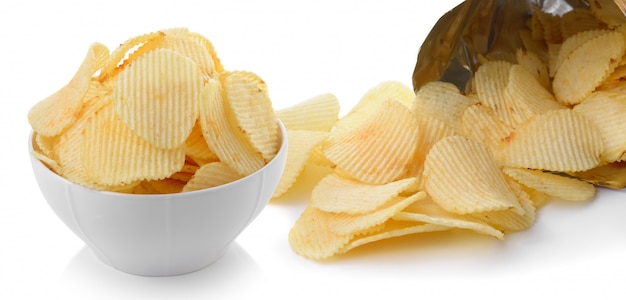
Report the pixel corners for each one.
[59,242,265,299]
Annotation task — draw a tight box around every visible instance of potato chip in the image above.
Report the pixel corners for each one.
[589,0,626,28]
[187,31,224,73]
[98,31,165,81]
[503,64,565,125]
[572,161,626,189]
[424,135,523,215]
[338,221,449,255]
[184,121,219,166]
[532,5,563,43]
[144,178,187,194]
[183,162,242,192]
[597,64,626,93]
[332,81,414,136]
[28,43,108,137]
[310,173,418,214]
[460,103,513,153]
[469,179,537,232]
[221,71,279,162]
[323,99,419,185]
[553,30,626,105]
[550,29,607,77]
[327,191,427,236]
[497,108,603,172]
[275,93,339,132]
[515,48,550,90]
[199,79,265,177]
[560,8,608,40]
[395,197,504,239]
[411,81,477,133]
[272,130,328,198]
[160,28,218,79]
[114,48,202,149]
[473,60,518,126]
[503,167,597,202]
[82,104,185,186]
[573,91,626,163]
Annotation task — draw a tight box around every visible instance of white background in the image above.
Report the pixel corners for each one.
[2,0,626,299]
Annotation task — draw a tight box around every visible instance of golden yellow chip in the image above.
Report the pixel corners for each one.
[144,178,187,194]
[503,64,565,125]
[28,43,108,137]
[572,161,626,189]
[553,30,626,105]
[461,103,513,153]
[327,191,427,236]
[338,221,449,255]
[221,71,279,162]
[113,48,201,149]
[394,197,504,239]
[199,79,265,177]
[597,64,626,93]
[288,205,353,260]
[187,31,224,73]
[98,31,165,82]
[310,173,418,214]
[497,109,603,172]
[550,29,607,77]
[160,28,218,79]
[533,6,563,43]
[82,104,185,186]
[275,93,339,132]
[573,91,626,163]
[332,81,414,137]
[473,60,518,126]
[182,162,242,192]
[560,8,608,40]
[503,167,597,202]
[515,48,550,90]
[323,99,419,185]
[470,178,537,231]
[411,81,477,133]
[424,135,523,215]
[272,130,328,199]
[589,0,626,28]
[184,121,219,166]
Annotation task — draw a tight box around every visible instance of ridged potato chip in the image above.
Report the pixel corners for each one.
[474,60,518,126]
[323,99,419,185]
[515,48,550,90]
[550,29,607,77]
[503,167,596,202]
[411,81,477,133]
[114,48,202,149]
[573,161,626,189]
[461,103,513,153]
[272,130,328,198]
[98,31,165,81]
[276,93,339,132]
[184,121,219,166]
[589,0,626,28]
[221,71,279,162]
[183,162,242,192]
[82,104,185,186]
[560,8,608,40]
[310,173,418,214]
[424,135,523,215]
[497,109,603,172]
[573,91,626,163]
[160,28,218,79]
[469,179,537,232]
[395,197,504,239]
[28,43,108,137]
[553,30,626,105]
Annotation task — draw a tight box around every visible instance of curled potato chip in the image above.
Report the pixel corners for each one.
[553,30,626,105]
[288,206,353,261]
[183,162,242,192]
[114,48,202,149]
[310,173,418,214]
[99,31,165,81]
[160,28,218,79]
[589,0,626,28]
[497,109,603,172]
[411,81,477,133]
[560,8,608,40]
[550,29,607,77]
[184,121,219,166]
[470,179,537,231]
[474,60,518,126]
[221,71,279,162]
[461,103,513,153]
[424,135,523,215]
[573,91,626,163]
[503,167,596,202]
[515,48,550,90]
[82,104,185,186]
[323,99,419,185]
[276,93,339,132]
[28,43,108,137]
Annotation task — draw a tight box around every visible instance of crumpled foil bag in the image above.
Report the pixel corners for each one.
[412,0,626,93]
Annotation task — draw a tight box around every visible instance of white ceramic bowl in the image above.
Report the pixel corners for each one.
[29,121,287,276]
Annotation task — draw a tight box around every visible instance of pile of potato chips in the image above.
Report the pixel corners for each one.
[28,28,283,194]
[285,3,626,260]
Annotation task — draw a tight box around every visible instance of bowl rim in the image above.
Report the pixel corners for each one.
[29,120,288,199]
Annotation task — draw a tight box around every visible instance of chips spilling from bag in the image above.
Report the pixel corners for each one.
[284,4,626,260]
[28,28,285,193]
